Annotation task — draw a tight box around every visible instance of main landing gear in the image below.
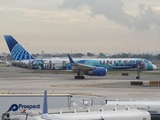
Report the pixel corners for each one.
[74,76,85,79]
[136,71,140,79]
[74,72,85,79]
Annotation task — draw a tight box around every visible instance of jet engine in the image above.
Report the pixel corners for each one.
[85,67,107,76]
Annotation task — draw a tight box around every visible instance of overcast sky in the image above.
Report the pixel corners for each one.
[1,0,160,54]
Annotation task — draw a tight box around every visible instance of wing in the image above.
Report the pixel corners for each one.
[68,54,94,71]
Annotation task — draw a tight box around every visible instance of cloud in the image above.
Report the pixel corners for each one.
[0,6,66,24]
[0,6,92,25]
[139,4,145,12]
[0,0,61,10]
[60,0,160,31]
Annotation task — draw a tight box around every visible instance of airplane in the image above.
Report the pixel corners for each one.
[0,59,11,67]
[0,59,5,64]
[39,90,150,120]
[106,100,160,120]
[67,54,157,79]
[1,90,151,120]
[4,35,157,79]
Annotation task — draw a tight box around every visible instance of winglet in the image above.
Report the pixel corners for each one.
[68,54,74,64]
[42,90,48,114]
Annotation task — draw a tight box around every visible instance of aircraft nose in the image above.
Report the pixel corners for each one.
[152,64,157,70]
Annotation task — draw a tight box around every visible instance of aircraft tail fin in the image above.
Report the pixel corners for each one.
[42,90,48,115]
[4,35,35,61]
[41,90,67,120]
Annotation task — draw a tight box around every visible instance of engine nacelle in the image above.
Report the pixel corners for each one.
[85,67,107,76]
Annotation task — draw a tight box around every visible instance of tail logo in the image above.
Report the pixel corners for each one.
[4,35,35,61]
[11,43,34,60]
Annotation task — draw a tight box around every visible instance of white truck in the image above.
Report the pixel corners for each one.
[0,94,72,116]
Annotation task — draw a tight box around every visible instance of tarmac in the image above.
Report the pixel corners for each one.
[0,66,160,99]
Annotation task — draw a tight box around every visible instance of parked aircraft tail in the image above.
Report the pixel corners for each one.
[41,90,63,120]
[42,90,48,115]
[4,35,35,61]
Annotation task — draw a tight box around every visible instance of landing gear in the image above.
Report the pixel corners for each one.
[136,71,140,79]
[136,76,140,79]
[74,72,85,79]
[74,75,85,79]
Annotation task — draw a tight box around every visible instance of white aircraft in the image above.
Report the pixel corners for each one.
[0,59,11,67]
[106,100,160,120]
[2,90,151,120]
[0,60,4,64]
[4,35,157,79]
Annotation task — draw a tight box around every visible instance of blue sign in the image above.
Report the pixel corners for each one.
[8,104,40,111]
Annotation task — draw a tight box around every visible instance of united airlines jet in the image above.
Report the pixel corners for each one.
[4,35,157,79]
